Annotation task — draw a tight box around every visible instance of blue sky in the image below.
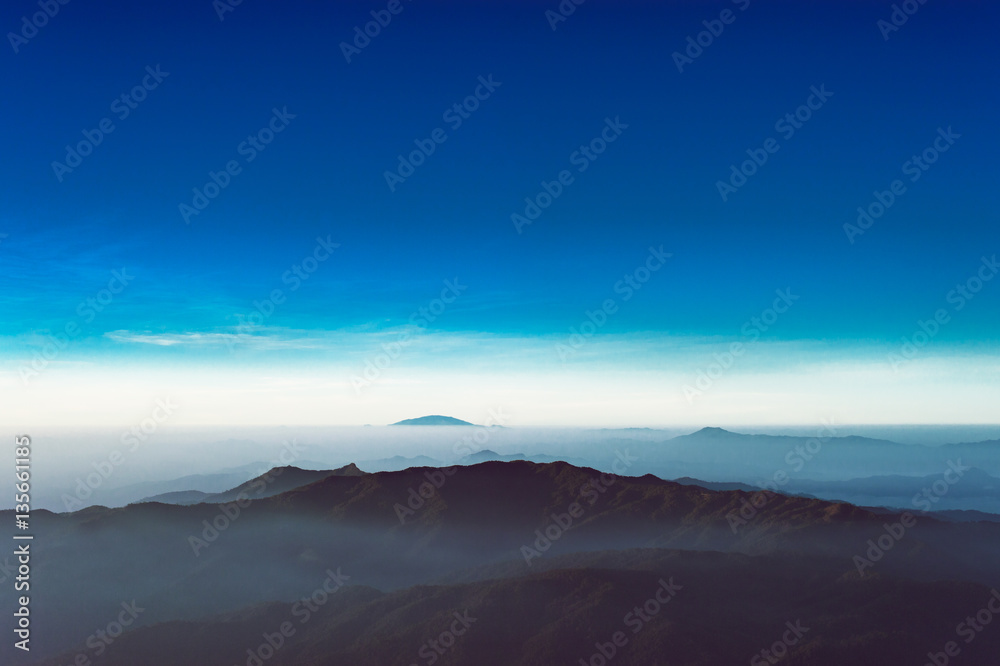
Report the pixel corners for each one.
[2,0,998,426]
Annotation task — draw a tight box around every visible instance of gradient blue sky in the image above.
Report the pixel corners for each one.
[2,0,998,426]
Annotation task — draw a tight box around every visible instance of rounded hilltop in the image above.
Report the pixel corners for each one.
[390,415,475,426]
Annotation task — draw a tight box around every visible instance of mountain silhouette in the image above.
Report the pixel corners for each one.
[10,459,1000,664]
[391,415,475,425]
[140,463,365,505]
[31,548,1000,666]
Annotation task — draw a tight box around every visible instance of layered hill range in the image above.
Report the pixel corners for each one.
[56,425,1000,515]
[9,453,1000,665]
[139,463,364,505]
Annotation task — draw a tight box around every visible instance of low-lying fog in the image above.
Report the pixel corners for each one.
[12,424,1000,513]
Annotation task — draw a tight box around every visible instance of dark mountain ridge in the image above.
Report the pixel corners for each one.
[8,459,1000,663]
[31,548,1000,666]
[140,463,364,505]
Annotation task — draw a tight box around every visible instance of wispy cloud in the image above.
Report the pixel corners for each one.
[103,329,330,350]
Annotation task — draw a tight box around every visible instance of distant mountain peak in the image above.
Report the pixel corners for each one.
[457,450,527,465]
[690,426,739,437]
[391,415,474,426]
[336,463,364,476]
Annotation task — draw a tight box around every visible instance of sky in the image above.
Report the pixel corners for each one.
[1,0,998,427]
